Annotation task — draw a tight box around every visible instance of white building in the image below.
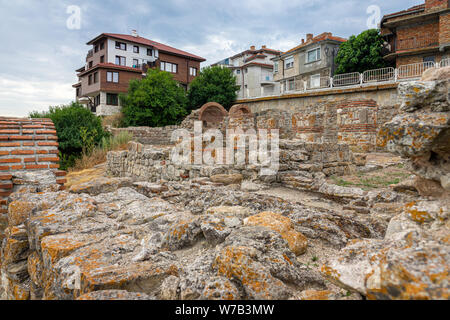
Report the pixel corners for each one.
[212,45,281,99]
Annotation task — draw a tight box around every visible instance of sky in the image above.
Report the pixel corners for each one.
[0,0,421,117]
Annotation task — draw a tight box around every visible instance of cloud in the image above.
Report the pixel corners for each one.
[0,0,421,116]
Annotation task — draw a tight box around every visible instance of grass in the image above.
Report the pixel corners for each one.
[70,131,132,172]
[331,171,409,190]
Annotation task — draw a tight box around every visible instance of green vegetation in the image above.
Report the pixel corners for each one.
[335,29,392,75]
[120,68,188,127]
[72,131,133,171]
[331,170,410,190]
[30,102,108,170]
[187,66,240,111]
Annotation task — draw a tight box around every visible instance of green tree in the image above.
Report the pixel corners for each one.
[120,69,188,127]
[29,102,107,170]
[334,29,392,75]
[187,66,240,111]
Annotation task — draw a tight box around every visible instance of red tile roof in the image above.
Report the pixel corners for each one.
[283,32,346,55]
[87,33,206,62]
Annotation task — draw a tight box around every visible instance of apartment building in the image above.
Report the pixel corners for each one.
[73,31,206,115]
[212,45,282,98]
[272,32,346,93]
[380,0,450,67]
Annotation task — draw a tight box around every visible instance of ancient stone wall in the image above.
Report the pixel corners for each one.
[107,140,354,187]
[109,126,179,146]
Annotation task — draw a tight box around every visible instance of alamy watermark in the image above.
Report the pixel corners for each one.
[366,5,381,29]
[66,5,81,30]
[170,121,280,176]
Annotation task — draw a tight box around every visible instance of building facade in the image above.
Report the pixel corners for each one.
[212,46,282,99]
[272,33,346,93]
[380,0,450,67]
[73,31,206,116]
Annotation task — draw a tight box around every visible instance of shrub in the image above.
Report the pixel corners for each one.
[187,66,239,111]
[120,69,188,127]
[29,102,108,170]
[71,131,133,171]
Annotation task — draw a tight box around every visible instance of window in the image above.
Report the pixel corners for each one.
[274,62,279,73]
[89,61,93,69]
[107,71,119,83]
[307,48,321,63]
[115,56,126,66]
[160,61,178,73]
[133,59,139,67]
[245,68,248,73]
[288,79,295,91]
[100,55,105,63]
[285,57,294,69]
[94,45,99,53]
[100,42,104,50]
[88,74,92,85]
[93,72,98,83]
[189,67,197,76]
[76,88,80,97]
[94,95,100,107]
[133,45,139,53]
[115,41,126,50]
[106,93,118,106]
[147,48,153,56]
[310,74,321,88]
[236,69,241,74]
[423,56,435,63]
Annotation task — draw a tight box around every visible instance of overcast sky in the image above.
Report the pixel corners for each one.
[0,0,420,117]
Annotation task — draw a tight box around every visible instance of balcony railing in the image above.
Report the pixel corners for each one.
[397,37,439,51]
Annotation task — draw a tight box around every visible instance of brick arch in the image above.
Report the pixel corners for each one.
[229,104,252,118]
[0,117,66,217]
[198,102,228,126]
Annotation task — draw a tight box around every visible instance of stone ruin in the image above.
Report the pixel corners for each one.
[0,69,449,300]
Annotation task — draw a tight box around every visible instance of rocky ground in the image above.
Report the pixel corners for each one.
[1,153,446,300]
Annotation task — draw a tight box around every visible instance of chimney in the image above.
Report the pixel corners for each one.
[425,0,448,12]
[301,39,305,44]
[262,45,266,49]
[250,45,256,50]
[131,29,138,37]
[306,33,313,42]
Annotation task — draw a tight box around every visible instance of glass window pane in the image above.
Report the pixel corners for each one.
[113,72,119,83]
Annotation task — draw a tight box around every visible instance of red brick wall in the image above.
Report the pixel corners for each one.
[440,13,450,45]
[396,20,439,52]
[0,117,66,214]
[425,0,448,12]
[158,52,201,85]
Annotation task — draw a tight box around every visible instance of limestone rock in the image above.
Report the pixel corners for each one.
[398,80,449,112]
[421,66,450,81]
[244,212,307,256]
[210,174,243,185]
[77,290,155,300]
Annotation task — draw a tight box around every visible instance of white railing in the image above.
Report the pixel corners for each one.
[439,58,450,68]
[333,72,360,87]
[398,61,435,79]
[363,67,395,83]
[306,77,330,90]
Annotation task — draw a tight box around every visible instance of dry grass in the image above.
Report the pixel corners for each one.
[102,113,124,128]
[70,131,132,172]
